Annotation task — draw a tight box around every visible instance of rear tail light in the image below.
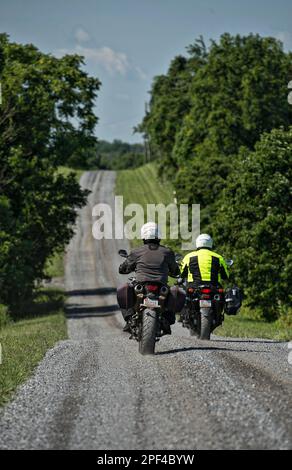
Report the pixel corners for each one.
[201,288,211,294]
[146,284,159,292]
[218,288,224,294]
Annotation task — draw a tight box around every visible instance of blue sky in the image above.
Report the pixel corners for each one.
[1,0,292,143]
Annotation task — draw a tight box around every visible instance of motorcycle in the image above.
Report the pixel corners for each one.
[117,249,185,355]
[179,259,240,340]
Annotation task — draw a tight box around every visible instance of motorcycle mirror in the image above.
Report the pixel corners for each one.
[118,249,128,258]
[175,253,183,262]
[119,250,128,258]
[226,259,234,267]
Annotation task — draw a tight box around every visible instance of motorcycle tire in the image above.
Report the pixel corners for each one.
[190,328,199,337]
[139,309,158,355]
[200,312,211,340]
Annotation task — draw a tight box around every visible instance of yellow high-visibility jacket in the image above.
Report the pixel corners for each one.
[180,248,229,285]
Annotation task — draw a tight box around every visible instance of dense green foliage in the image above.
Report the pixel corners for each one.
[213,128,292,320]
[64,138,144,170]
[0,34,100,312]
[137,38,207,176]
[138,33,292,319]
[96,139,144,170]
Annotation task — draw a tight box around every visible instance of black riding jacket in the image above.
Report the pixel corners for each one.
[119,242,180,284]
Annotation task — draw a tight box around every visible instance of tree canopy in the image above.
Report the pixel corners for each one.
[213,127,292,320]
[0,34,100,311]
[138,33,292,318]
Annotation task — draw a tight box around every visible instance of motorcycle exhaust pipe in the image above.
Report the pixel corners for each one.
[160,286,169,296]
[134,284,144,294]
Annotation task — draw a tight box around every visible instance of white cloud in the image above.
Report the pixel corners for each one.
[76,45,129,75]
[56,45,129,75]
[55,44,146,80]
[74,27,90,43]
[276,31,292,51]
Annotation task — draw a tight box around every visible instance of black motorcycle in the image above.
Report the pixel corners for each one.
[118,249,183,355]
[180,260,241,340]
[181,284,226,339]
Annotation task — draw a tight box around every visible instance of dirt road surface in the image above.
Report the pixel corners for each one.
[0,171,291,450]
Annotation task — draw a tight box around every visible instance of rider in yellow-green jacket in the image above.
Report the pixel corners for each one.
[180,234,229,287]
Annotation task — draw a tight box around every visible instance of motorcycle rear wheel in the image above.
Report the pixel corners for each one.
[200,313,211,340]
[190,328,199,337]
[139,309,158,355]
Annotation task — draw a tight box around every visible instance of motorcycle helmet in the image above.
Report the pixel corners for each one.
[141,222,161,240]
[196,233,213,249]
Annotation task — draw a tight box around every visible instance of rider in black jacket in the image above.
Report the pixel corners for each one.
[118,222,180,332]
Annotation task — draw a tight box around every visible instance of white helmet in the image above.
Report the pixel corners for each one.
[196,233,213,249]
[141,222,161,240]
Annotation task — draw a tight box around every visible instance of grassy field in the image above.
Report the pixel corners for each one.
[0,290,67,406]
[116,162,175,249]
[215,309,291,340]
[45,250,65,278]
[116,162,173,208]
[116,162,290,341]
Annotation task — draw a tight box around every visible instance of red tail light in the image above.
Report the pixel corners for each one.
[146,284,159,292]
[218,288,224,293]
[201,288,211,294]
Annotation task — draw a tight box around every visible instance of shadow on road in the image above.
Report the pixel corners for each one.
[214,338,285,344]
[65,286,120,318]
[66,287,117,297]
[65,303,119,318]
[156,345,272,355]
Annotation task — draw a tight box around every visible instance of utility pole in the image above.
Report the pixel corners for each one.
[143,136,148,164]
[143,101,152,163]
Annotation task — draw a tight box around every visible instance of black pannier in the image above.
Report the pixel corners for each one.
[117,283,186,314]
[166,286,186,314]
[117,283,135,310]
[224,286,242,315]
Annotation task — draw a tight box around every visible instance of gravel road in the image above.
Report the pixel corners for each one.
[0,170,291,450]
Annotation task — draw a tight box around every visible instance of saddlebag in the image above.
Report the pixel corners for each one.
[166,286,186,313]
[117,283,135,310]
[224,286,242,315]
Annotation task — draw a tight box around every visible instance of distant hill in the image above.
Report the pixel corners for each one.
[96,139,145,170]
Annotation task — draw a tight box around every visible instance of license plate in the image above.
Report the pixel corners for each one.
[143,298,159,308]
[200,300,212,308]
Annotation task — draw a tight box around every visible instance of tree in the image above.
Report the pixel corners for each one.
[173,34,292,225]
[213,128,292,320]
[95,139,144,170]
[0,33,100,165]
[137,38,207,176]
[0,35,100,312]
[138,33,292,226]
